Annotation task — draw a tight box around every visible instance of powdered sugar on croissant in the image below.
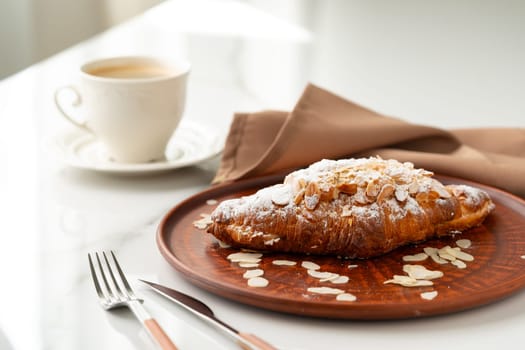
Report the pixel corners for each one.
[207,157,495,258]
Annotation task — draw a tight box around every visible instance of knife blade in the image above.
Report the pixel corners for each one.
[140,280,278,350]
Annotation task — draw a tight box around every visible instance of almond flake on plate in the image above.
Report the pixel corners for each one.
[336,293,357,302]
[444,247,474,261]
[423,247,438,256]
[307,270,338,280]
[243,269,264,279]
[272,260,297,266]
[206,199,218,205]
[429,253,448,264]
[247,277,269,287]
[192,214,213,230]
[451,260,467,269]
[216,240,231,248]
[437,246,457,261]
[402,253,428,262]
[227,252,263,263]
[330,276,350,284]
[403,265,443,280]
[301,261,321,270]
[238,262,260,268]
[307,287,345,295]
[456,239,472,249]
[420,291,438,300]
[384,275,433,287]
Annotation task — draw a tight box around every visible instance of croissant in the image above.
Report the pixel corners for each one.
[207,157,495,258]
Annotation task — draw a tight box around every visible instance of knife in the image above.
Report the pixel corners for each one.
[140,280,278,350]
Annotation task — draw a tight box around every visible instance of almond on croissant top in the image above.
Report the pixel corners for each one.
[207,157,495,258]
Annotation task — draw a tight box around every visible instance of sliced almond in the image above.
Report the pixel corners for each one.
[366,181,381,198]
[298,178,307,189]
[271,185,291,206]
[206,199,218,205]
[354,191,369,204]
[377,184,395,203]
[402,253,428,262]
[238,262,260,268]
[445,247,474,262]
[304,194,320,210]
[408,181,420,194]
[395,188,409,202]
[216,240,231,248]
[420,291,438,300]
[247,277,269,287]
[272,260,297,266]
[404,161,415,169]
[407,279,432,287]
[384,275,434,287]
[437,246,456,261]
[451,260,467,269]
[307,270,338,280]
[243,269,264,279]
[336,293,357,302]
[307,287,345,295]
[338,183,358,195]
[403,265,443,280]
[193,214,213,230]
[227,252,263,263]
[431,181,452,198]
[384,275,416,285]
[193,221,210,230]
[301,261,321,270]
[293,189,305,205]
[429,253,448,264]
[330,276,350,284]
[438,252,457,261]
[423,247,438,256]
[305,182,320,198]
[456,239,472,249]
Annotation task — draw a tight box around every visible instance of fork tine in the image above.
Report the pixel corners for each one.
[110,250,137,298]
[95,252,115,301]
[88,253,106,300]
[102,251,125,299]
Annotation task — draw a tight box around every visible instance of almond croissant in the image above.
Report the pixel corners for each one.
[207,157,495,258]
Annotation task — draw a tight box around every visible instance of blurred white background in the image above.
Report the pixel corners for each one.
[1,0,524,127]
[0,0,162,79]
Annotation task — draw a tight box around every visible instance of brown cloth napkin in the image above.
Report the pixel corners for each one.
[214,84,525,198]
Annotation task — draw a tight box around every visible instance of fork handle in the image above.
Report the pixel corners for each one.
[144,318,178,350]
[129,300,178,350]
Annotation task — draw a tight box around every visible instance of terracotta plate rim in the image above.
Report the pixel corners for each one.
[157,173,525,319]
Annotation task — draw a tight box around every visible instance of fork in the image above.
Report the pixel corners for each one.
[88,251,178,350]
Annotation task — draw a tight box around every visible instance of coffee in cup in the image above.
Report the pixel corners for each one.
[55,56,190,163]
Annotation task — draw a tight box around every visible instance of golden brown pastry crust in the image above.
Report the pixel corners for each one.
[207,157,495,258]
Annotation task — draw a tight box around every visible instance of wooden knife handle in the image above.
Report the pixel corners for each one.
[144,318,178,350]
[238,332,278,350]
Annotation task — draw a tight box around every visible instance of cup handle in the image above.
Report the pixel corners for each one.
[54,85,92,132]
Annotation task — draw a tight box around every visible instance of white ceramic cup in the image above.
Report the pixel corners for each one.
[55,56,190,163]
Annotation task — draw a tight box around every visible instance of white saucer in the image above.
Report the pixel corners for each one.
[54,121,224,174]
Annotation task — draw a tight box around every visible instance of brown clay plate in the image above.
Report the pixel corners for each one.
[157,174,525,319]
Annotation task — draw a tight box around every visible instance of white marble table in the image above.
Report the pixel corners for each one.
[1,1,524,349]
